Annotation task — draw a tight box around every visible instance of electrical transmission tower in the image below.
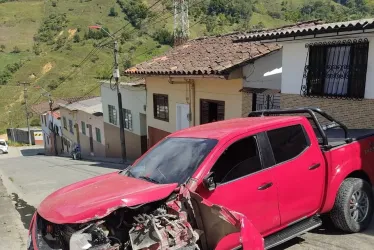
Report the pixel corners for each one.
[173,0,189,46]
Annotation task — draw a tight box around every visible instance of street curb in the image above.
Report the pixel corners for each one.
[57,154,132,165]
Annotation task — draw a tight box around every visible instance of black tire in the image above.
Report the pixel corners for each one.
[0,149,3,155]
[330,178,374,233]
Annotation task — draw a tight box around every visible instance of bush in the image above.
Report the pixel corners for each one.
[117,0,149,28]
[52,1,57,7]
[30,118,41,127]
[12,46,21,53]
[66,43,72,50]
[73,33,80,43]
[33,44,42,55]
[152,29,173,46]
[90,54,99,63]
[108,6,118,17]
[47,81,58,90]
[0,44,5,52]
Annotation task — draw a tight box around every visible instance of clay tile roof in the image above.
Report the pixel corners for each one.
[124,33,281,76]
[235,18,374,42]
[31,96,98,115]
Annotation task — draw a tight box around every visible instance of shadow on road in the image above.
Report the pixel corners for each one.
[20,148,45,157]
[11,193,36,229]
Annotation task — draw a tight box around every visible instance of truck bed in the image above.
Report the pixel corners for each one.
[316,129,374,147]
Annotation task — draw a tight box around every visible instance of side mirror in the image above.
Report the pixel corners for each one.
[203,172,216,191]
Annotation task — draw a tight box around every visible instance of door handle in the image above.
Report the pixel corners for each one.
[258,182,273,190]
[309,163,321,170]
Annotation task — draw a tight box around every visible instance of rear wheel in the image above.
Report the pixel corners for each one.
[330,178,373,233]
[0,149,3,155]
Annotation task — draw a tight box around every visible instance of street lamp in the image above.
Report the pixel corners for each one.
[88,25,126,162]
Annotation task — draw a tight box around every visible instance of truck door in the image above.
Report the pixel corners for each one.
[198,133,280,235]
[265,124,325,226]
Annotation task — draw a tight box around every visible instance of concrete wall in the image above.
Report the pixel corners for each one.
[103,122,121,158]
[146,77,243,135]
[281,33,374,98]
[243,50,282,90]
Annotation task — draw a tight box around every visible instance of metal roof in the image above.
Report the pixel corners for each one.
[235,18,374,42]
[61,97,103,115]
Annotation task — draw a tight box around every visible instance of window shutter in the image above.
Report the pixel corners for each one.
[349,41,369,99]
[217,102,225,121]
[200,100,209,124]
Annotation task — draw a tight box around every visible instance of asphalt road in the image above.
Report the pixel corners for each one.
[0,146,374,249]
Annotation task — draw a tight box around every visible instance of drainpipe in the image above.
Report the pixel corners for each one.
[169,78,196,126]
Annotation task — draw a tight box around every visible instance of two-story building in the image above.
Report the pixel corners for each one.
[236,18,374,128]
[101,80,147,160]
[60,97,105,157]
[125,34,281,147]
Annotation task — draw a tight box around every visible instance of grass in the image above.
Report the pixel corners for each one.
[0,0,44,51]
[8,177,14,182]
[7,140,27,147]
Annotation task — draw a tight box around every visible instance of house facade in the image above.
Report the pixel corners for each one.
[237,19,374,128]
[125,34,281,147]
[40,111,63,155]
[101,80,147,160]
[60,97,106,157]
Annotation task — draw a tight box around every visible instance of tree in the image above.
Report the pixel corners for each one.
[152,29,173,46]
[30,118,41,127]
[0,45,5,52]
[33,44,42,55]
[73,33,80,43]
[108,6,118,17]
[12,46,21,53]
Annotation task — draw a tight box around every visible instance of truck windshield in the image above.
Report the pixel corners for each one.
[123,138,218,185]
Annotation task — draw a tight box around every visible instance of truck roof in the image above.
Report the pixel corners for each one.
[170,116,305,140]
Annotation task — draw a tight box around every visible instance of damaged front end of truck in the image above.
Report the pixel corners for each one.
[28,187,264,250]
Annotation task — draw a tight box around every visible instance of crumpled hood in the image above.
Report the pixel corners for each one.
[37,172,178,224]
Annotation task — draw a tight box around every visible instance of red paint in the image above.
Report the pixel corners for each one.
[38,172,177,224]
[33,115,374,249]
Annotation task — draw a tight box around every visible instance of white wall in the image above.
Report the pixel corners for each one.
[243,50,282,90]
[76,110,105,145]
[101,84,146,136]
[281,33,374,99]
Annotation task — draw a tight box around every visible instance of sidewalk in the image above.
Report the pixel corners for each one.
[0,177,27,249]
[59,152,133,165]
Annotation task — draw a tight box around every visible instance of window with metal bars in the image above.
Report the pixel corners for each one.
[153,94,169,121]
[122,109,133,130]
[108,105,117,125]
[301,39,369,99]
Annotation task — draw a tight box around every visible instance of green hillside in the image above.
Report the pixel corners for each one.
[0,0,373,133]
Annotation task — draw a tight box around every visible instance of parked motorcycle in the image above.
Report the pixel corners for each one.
[71,144,82,160]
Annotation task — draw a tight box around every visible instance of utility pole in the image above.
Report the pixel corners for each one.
[19,82,32,145]
[89,25,127,162]
[36,85,58,155]
[8,111,15,142]
[114,40,127,162]
[174,0,189,46]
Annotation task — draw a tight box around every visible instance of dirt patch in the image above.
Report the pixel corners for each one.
[68,28,77,39]
[55,30,64,41]
[42,62,53,75]
[29,73,36,79]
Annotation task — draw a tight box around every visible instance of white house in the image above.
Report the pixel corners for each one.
[236,18,374,128]
[101,80,147,160]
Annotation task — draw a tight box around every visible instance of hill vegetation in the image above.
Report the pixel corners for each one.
[0,0,373,133]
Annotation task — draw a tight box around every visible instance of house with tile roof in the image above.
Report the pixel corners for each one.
[125,33,281,147]
[236,18,374,129]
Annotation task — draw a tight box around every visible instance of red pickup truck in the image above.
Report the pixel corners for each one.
[28,108,374,250]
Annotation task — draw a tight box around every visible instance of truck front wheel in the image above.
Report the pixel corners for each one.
[330,178,373,233]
